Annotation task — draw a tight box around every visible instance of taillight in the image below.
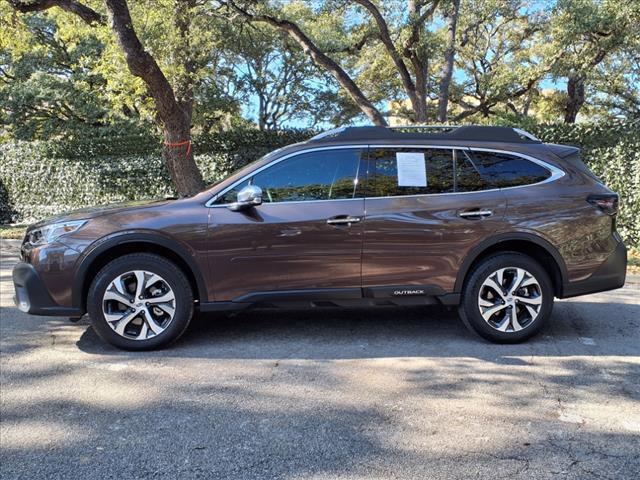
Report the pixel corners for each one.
[587,194,618,215]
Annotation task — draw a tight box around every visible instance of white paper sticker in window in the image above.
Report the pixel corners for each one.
[396,152,427,187]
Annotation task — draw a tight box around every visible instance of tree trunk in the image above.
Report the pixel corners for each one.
[173,0,196,122]
[163,119,204,196]
[411,56,429,123]
[564,74,585,123]
[9,0,206,196]
[437,0,460,122]
[522,90,533,117]
[104,0,205,196]
[258,94,267,131]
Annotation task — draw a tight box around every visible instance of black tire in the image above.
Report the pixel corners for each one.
[458,252,554,343]
[87,253,193,350]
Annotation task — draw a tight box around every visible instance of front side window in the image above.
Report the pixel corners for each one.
[467,150,551,188]
[367,148,454,197]
[216,179,250,204]
[217,148,362,204]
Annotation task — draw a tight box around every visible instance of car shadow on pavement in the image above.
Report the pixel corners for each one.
[71,300,640,360]
[3,298,639,479]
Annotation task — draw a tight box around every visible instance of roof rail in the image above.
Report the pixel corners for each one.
[391,125,457,130]
[308,126,347,141]
[308,125,541,144]
[512,127,541,141]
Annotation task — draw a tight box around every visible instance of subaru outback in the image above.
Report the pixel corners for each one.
[12,125,627,349]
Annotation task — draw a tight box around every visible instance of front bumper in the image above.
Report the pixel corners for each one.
[561,240,627,298]
[13,262,82,316]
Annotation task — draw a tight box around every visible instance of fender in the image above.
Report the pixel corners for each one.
[72,230,208,309]
[453,231,569,293]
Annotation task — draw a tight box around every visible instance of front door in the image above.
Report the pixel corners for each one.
[361,146,507,296]
[207,147,365,302]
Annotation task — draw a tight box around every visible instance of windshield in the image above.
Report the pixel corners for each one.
[204,156,266,190]
[204,145,292,191]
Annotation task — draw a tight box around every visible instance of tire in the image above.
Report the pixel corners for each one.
[87,253,194,350]
[458,252,554,343]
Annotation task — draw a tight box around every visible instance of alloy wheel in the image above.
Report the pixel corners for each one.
[477,267,542,332]
[102,270,176,340]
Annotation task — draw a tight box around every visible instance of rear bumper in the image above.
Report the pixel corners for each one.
[12,262,82,317]
[561,241,627,298]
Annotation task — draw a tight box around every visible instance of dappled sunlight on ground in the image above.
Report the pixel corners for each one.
[1,243,639,478]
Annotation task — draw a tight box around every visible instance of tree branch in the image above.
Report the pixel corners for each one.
[324,30,378,54]
[352,0,416,97]
[226,0,387,125]
[103,0,185,126]
[436,0,460,122]
[7,0,105,25]
[404,0,440,55]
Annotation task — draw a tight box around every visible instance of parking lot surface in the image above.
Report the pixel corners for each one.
[1,239,639,479]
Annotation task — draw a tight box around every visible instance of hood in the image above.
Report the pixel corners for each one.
[30,198,176,228]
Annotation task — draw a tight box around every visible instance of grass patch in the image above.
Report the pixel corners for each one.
[0,225,26,240]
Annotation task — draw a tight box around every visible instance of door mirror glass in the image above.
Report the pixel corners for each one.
[228,185,263,211]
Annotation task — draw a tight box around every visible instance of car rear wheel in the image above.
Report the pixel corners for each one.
[459,252,554,343]
[87,253,193,350]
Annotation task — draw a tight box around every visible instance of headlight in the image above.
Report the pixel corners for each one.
[28,220,87,245]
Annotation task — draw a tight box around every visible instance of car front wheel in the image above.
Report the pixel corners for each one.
[459,252,554,343]
[87,253,194,350]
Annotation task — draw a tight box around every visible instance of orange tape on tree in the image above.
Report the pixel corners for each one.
[164,139,192,158]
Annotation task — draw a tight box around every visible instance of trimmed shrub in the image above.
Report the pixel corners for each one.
[0,128,312,223]
[0,141,171,220]
[530,121,639,246]
[0,123,638,246]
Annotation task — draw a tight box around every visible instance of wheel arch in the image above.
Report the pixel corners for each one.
[73,231,208,313]
[454,232,568,297]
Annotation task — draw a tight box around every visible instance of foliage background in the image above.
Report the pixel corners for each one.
[1,122,638,246]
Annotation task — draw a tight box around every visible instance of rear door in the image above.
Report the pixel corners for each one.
[361,146,507,296]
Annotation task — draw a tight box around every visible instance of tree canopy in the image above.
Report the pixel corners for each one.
[2,0,639,193]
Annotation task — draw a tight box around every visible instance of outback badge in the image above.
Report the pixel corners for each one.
[393,289,425,296]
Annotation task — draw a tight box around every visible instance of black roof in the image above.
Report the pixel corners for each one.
[309,125,542,144]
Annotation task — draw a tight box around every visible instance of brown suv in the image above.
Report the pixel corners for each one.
[12,126,627,349]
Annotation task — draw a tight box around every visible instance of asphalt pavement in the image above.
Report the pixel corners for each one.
[1,238,639,479]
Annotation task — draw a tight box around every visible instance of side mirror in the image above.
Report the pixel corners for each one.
[228,185,263,211]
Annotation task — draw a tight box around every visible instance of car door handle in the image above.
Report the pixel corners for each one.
[326,215,361,225]
[458,209,493,219]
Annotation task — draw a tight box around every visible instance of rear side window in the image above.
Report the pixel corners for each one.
[367,148,454,196]
[455,150,485,192]
[467,151,551,188]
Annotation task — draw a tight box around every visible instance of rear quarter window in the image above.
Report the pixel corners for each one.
[467,151,551,188]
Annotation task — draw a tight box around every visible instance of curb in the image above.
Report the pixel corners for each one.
[0,238,22,256]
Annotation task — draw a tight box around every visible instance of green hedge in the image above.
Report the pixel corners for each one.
[0,128,312,221]
[0,123,638,246]
[529,122,640,246]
